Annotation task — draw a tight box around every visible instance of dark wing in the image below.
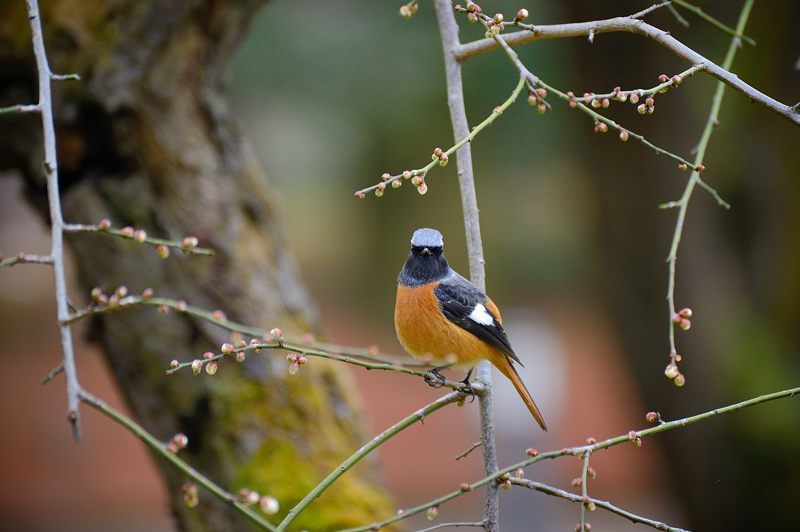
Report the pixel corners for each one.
[434,277,522,365]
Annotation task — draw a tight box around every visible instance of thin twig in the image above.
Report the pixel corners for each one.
[275,391,466,531]
[344,386,800,531]
[0,253,54,268]
[454,12,798,125]
[671,0,756,46]
[353,76,526,198]
[488,28,702,171]
[579,449,592,531]
[509,478,687,531]
[25,0,82,440]
[0,103,41,115]
[167,340,482,395]
[42,364,64,384]
[666,3,690,28]
[434,2,499,530]
[78,389,277,531]
[416,522,486,532]
[454,440,482,461]
[63,223,213,256]
[665,0,753,378]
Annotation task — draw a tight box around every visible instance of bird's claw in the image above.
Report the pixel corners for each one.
[425,368,447,388]
[459,374,477,403]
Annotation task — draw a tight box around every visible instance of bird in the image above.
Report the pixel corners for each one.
[394,227,547,431]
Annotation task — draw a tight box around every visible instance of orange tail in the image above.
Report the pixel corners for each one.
[493,356,548,431]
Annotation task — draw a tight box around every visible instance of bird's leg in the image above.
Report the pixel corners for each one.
[425,365,449,388]
[459,367,477,402]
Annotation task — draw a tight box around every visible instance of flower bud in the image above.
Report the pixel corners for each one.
[438,153,448,167]
[493,13,504,24]
[142,287,154,299]
[270,327,283,339]
[571,477,582,488]
[236,351,246,362]
[91,287,103,303]
[417,182,428,195]
[678,163,688,171]
[678,318,691,331]
[97,218,112,231]
[674,373,686,387]
[170,360,179,368]
[426,505,439,521]
[619,130,629,142]
[629,93,640,104]
[664,363,679,379]
[133,229,147,243]
[260,495,280,515]
[156,244,170,259]
[637,104,647,114]
[183,483,199,508]
[526,448,539,457]
[645,411,660,423]
[191,359,203,375]
[181,236,199,250]
[601,98,610,108]
[515,8,528,21]
[375,183,385,197]
[679,307,692,318]
[391,179,402,189]
[120,226,135,237]
[205,361,217,375]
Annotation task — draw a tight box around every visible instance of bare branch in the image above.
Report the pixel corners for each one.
[416,522,486,532]
[0,103,40,115]
[78,389,277,531]
[276,391,466,531]
[434,1,499,529]
[64,222,213,257]
[455,13,798,125]
[24,0,82,440]
[671,0,756,46]
[664,0,754,383]
[345,386,800,531]
[0,253,53,268]
[510,478,688,531]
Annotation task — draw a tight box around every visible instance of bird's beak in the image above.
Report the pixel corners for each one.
[421,247,432,256]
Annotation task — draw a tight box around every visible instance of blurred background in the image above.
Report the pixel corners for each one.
[1,0,799,530]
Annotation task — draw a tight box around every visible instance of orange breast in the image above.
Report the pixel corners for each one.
[394,283,499,366]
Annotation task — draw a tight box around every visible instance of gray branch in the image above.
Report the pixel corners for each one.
[434,1,499,530]
[456,15,800,126]
[25,0,82,440]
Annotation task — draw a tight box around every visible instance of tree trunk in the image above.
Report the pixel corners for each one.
[0,1,393,529]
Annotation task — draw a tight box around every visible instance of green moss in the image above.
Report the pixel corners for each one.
[216,370,394,530]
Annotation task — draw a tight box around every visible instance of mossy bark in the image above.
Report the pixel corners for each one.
[0,1,394,529]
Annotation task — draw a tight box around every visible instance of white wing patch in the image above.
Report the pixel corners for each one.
[469,303,495,326]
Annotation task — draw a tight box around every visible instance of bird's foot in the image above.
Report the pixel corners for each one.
[459,368,477,402]
[425,366,448,388]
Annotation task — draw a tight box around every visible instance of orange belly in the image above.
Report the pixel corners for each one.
[395,283,497,366]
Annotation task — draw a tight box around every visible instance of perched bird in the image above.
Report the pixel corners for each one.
[394,228,547,431]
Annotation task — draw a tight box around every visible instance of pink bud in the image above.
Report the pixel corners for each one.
[97,218,112,230]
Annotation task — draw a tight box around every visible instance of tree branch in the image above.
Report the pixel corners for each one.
[434,1,499,530]
[276,391,466,531]
[664,0,754,383]
[78,389,277,531]
[0,253,54,268]
[509,478,687,531]
[345,386,800,530]
[455,10,799,125]
[24,0,82,440]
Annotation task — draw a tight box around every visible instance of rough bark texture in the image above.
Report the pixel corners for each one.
[0,1,393,530]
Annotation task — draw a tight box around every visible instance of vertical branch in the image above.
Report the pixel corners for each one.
[433,1,498,530]
[665,0,754,375]
[26,0,82,440]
